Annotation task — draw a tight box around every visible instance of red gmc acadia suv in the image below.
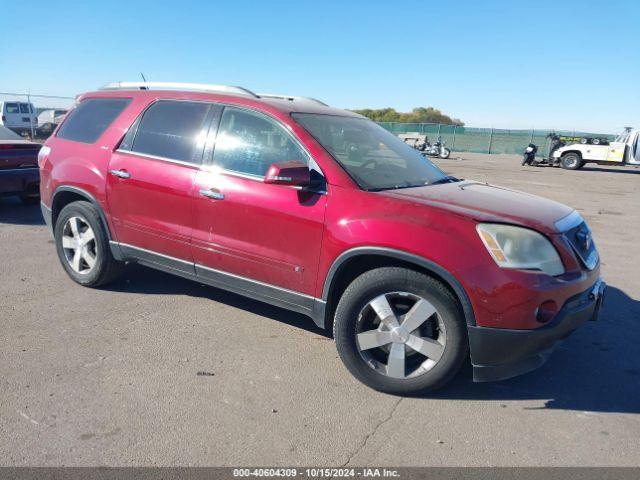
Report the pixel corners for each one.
[39,82,605,394]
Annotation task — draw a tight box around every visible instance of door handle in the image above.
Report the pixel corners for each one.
[199,188,224,200]
[110,169,131,179]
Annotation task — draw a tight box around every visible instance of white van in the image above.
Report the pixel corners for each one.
[0,101,38,133]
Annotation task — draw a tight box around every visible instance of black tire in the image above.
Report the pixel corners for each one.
[560,152,583,170]
[19,193,40,205]
[333,267,468,395]
[54,201,123,287]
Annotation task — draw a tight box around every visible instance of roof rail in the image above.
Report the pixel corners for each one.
[100,81,258,98]
[257,93,329,107]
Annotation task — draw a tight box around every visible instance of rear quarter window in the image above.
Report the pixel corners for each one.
[56,98,131,144]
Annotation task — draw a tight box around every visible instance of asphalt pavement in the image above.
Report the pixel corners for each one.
[1,153,638,466]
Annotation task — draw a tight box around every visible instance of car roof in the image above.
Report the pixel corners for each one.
[78,84,365,119]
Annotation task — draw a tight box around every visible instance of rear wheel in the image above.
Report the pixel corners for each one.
[54,201,123,287]
[561,152,583,170]
[333,267,468,394]
[439,147,451,159]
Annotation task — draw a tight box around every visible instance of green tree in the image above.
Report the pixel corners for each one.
[352,106,464,126]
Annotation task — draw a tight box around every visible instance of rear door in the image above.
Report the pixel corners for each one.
[2,102,21,128]
[628,131,640,165]
[19,103,36,128]
[107,100,214,267]
[191,105,326,297]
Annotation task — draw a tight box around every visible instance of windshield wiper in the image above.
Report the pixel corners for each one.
[430,175,460,185]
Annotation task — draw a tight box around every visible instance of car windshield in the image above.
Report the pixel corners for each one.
[292,113,450,191]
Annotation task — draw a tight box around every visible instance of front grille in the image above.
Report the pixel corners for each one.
[564,222,599,270]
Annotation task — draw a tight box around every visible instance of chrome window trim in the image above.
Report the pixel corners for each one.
[114,148,201,169]
[554,210,583,232]
[202,166,265,182]
[199,165,328,194]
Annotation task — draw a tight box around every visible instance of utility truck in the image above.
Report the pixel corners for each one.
[552,127,640,169]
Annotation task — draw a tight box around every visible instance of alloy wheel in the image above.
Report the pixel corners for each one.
[61,216,97,274]
[355,292,446,379]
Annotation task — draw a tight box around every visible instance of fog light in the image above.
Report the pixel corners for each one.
[535,300,558,324]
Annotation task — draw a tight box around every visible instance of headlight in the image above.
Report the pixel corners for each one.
[476,224,565,276]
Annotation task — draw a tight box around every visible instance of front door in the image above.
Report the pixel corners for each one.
[628,131,640,165]
[106,100,213,265]
[191,106,326,298]
[606,141,626,163]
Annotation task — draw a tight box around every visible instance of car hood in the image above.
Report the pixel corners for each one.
[380,181,574,234]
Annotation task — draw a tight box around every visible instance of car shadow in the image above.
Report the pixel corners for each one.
[0,197,45,225]
[428,285,640,414]
[105,263,328,337]
[105,265,639,414]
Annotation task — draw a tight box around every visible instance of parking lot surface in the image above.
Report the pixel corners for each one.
[1,153,639,466]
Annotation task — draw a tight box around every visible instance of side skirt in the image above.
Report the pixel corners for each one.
[110,241,326,327]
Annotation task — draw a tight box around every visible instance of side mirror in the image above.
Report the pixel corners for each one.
[264,160,311,187]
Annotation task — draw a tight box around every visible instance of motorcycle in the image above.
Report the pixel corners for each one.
[523,134,565,167]
[521,143,538,165]
[420,136,451,159]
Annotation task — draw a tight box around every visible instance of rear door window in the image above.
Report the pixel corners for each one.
[57,98,131,144]
[19,103,32,114]
[5,103,19,114]
[129,100,211,164]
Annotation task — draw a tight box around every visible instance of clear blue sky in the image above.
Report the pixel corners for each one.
[1,0,638,132]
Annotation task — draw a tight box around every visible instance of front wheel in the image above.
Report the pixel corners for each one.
[439,147,451,159]
[560,153,583,170]
[333,267,468,394]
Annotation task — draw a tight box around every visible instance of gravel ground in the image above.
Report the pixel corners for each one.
[1,152,639,466]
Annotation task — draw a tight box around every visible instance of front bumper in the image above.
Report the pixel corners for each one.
[469,279,605,382]
[0,167,40,196]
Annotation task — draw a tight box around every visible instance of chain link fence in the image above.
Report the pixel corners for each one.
[0,91,615,156]
[378,122,616,156]
[0,91,75,141]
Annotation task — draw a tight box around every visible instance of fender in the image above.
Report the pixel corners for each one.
[321,246,476,326]
[50,185,123,260]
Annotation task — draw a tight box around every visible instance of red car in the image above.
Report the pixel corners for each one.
[0,125,41,204]
[39,82,605,394]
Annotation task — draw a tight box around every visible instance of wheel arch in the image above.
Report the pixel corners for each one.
[320,247,476,331]
[51,186,114,242]
[560,149,583,159]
